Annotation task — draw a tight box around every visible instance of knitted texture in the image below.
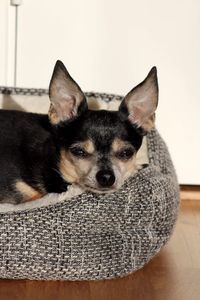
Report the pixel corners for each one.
[0,90,180,280]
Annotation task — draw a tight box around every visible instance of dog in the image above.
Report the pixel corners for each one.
[0,61,158,204]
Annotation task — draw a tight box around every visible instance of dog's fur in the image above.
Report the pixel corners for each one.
[0,61,158,204]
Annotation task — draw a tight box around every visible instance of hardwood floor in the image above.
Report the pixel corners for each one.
[0,198,200,300]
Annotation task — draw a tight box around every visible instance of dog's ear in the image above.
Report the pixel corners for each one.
[48,60,87,125]
[119,67,158,132]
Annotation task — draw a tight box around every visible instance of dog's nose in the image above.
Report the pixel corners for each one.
[96,170,115,187]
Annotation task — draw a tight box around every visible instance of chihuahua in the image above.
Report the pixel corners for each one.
[0,61,158,204]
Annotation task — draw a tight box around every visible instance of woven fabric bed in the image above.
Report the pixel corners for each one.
[0,88,179,280]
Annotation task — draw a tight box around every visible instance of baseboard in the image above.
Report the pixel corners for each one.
[180,185,200,200]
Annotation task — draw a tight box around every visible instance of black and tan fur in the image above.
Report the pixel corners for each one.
[0,61,158,204]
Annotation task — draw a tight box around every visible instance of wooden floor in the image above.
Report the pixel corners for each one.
[0,199,200,300]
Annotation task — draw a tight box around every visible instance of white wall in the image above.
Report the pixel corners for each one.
[0,0,8,85]
[0,0,16,86]
[1,0,200,184]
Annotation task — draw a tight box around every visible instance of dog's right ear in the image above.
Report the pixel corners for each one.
[48,60,88,125]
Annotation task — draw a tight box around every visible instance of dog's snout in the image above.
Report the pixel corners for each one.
[96,170,115,188]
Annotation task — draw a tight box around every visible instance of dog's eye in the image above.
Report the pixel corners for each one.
[115,148,134,160]
[70,147,89,158]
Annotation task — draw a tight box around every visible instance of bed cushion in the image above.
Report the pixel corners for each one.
[0,87,179,280]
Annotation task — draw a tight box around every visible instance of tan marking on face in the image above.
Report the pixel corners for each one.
[122,155,138,179]
[59,148,95,184]
[15,181,44,202]
[111,138,138,186]
[60,150,80,183]
[83,140,95,154]
[112,154,137,182]
[112,138,128,152]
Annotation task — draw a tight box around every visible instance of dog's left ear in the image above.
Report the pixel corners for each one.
[119,67,158,132]
[48,60,87,125]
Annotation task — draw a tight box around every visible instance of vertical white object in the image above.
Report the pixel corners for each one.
[10,0,22,86]
[10,0,22,6]
[0,0,8,85]
[0,1,17,86]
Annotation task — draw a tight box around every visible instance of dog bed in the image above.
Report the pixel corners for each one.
[0,87,179,280]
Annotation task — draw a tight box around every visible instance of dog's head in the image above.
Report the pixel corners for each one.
[48,60,158,193]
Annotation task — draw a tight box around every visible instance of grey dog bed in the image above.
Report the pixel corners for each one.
[0,88,179,280]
